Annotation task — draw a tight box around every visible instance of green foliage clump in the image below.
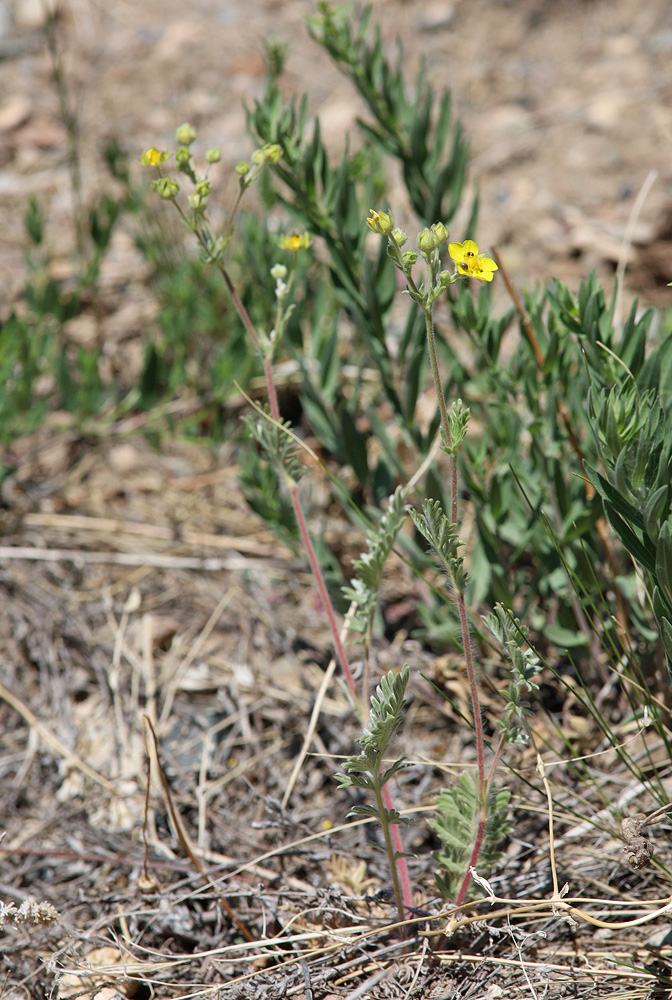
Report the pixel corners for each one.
[428,773,512,900]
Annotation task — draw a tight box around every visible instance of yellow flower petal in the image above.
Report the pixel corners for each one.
[449,239,497,281]
[366,209,394,235]
[471,256,498,282]
[141,147,169,167]
[449,239,479,263]
[279,231,312,251]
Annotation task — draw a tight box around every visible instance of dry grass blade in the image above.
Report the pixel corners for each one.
[0,680,119,794]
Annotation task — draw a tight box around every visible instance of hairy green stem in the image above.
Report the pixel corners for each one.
[423,306,455,524]
[424,301,486,906]
[374,775,406,927]
[288,483,357,697]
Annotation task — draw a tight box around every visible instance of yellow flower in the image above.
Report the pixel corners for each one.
[279,231,312,252]
[140,147,169,167]
[449,239,498,282]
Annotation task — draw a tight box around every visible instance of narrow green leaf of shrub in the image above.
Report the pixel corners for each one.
[661,616,672,668]
[655,521,672,607]
[644,485,669,540]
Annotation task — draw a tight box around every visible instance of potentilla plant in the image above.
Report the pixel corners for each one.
[362,209,524,907]
[142,126,414,920]
[143,128,526,929]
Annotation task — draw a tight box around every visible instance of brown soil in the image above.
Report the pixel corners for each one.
[1,1,672,997]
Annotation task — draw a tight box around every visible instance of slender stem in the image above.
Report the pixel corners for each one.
[423,289,489,937]
[424,305,485,789]
[362,617,373,723]
[383,783,413,909]
[485,732,507,792]
[424,311,452,473]
[221,186,246,248]
[459,595,485,789]
[171,203,265,359]
[375,776,406,929]
[433,803,487,951]
[453,812,487,907]
[289,484,357,698]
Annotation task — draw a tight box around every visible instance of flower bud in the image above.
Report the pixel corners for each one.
[235,161,250,175]
[175,147,192,167]
[270,263,288,280]
[206,147,221,164]
[391,227,408,247]
[188,191,208,211]
[153,177,179,200]
[416,227,440,252]
[262,143,282,163]
[366,209,394,235]
[175,122,197,146]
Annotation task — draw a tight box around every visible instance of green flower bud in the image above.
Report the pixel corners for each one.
[188,191,208,211]
[417,227,440,252]
[195,179,212,196]
[402,250,418,266]
[366,209,394,235]
[261,143,282,163]
[433,221,449,244]
[205,147,221,164]
[235,161,250,175]
[153,176,179,200]
[175,147,192,167]
[175,122,197,146]
[270,263,287,280]
[391,227,408,247]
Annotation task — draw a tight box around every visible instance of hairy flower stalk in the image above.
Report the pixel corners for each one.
[369,208,501,910]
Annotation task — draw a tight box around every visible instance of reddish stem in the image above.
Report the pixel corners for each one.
[222,259,413,918]
[454,812,486,907]
[433,809,487,954]
[383,783,413,908]
[289,481,413,917]
[457,590,485,790]
[288,483,356,698]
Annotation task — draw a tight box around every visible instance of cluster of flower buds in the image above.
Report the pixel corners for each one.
[367,207,497,285]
